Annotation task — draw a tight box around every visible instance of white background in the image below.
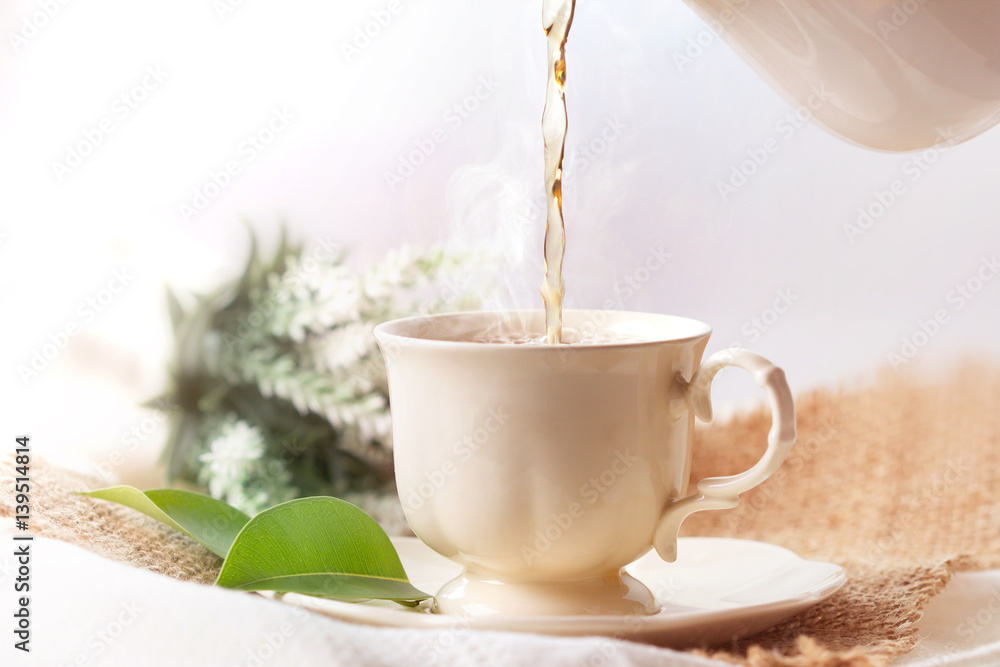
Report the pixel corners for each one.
[0,0,998,479]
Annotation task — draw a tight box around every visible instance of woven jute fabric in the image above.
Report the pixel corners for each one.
[681,362,1000,666]
[1,363,998,666]
[0,456,222,586]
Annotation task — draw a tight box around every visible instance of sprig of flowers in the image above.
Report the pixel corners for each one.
[156,230,486,521]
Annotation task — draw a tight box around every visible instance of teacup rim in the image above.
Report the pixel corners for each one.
[373,309,713,350]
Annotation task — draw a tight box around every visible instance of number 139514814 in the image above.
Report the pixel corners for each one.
[14,436,30,531]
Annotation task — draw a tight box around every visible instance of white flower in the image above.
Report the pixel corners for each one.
[200,421,264,474]
[198,420,266,496]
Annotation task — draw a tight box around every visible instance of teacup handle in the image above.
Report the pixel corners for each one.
[653,349,796,562]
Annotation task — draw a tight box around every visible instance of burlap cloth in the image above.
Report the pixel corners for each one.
[2,363,998,666]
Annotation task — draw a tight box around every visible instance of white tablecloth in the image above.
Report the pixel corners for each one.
[2,537,998,666]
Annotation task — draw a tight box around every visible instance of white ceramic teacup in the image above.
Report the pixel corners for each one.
[374,310,795,616]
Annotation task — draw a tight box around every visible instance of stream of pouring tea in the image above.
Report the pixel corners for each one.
[540,0,576,344]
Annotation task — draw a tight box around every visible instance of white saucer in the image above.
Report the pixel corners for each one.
[268,537,845,647]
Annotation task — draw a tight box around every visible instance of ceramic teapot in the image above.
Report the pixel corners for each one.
[683,0,1000,151]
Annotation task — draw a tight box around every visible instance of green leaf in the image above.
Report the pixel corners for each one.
[216,497,429,603]
[79,486,250,558]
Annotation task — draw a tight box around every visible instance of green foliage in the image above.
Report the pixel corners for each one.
[79,486,250,557]
[153,228,483,517]
[81,487,430,604]
[217,497,428,603]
